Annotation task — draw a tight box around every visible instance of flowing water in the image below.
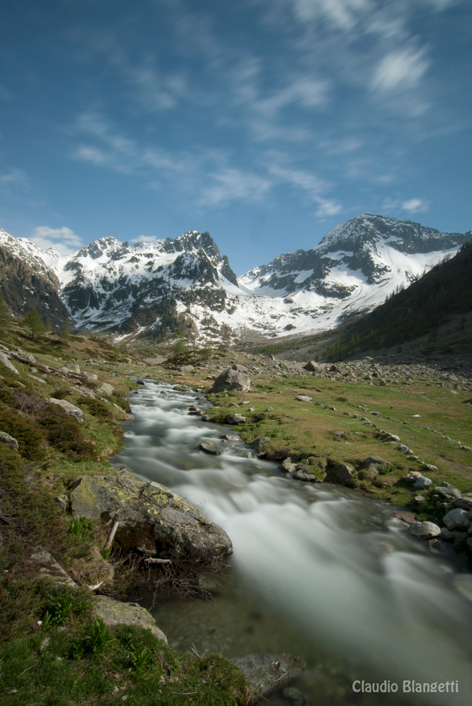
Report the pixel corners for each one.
[112,380,472,705]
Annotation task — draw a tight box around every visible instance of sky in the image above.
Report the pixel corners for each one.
[0,0,471,274]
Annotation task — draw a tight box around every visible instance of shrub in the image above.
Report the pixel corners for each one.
[0,406,46,461]
[40,406,95,460]
[77,397,114,421]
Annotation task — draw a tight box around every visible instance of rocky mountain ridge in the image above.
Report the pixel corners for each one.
[1,214,470,343]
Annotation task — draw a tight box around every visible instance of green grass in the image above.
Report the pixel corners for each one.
[206,374,472,509]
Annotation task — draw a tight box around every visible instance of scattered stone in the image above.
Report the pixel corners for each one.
[69,475,232,559]
[324,462,354,485]
[303,361,319,372]
[292,471,317,482]
[93,595,167,643]
[413,476,433,489]
[422,464,438,472]
[221,434,240,442]
[393,510,416,524]
[334,431,345,438]
[0,431,19,450]
[443,508,471,530]
[436,486,462,501]
[403,471,423,483]
[295,395,312,402]
[440,527,453,541]
[408,521,441,540]
[99,382,114,396]
[199,441,225,456]
[210,366,251,393]
[55,494,68,511]
[251,437,271,454]
[455,498,472,511]
[397,444,410,453]
[229,653,306,701]
[281,458,297,473]
[81,371,98,384]
[225,414,246,424]
[362,456,392,471]
[47,398,83,423]
[0,352,19,374]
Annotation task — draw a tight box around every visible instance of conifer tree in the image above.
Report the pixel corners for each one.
[24,308,44,339]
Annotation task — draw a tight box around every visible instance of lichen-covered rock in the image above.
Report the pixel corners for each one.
[210,366,251,393]
[81,371,98,384]
[324,462,354,485]
[30,547,77,588]
[47,398,83,422]
[69,475,232,559]
[92,595,167,643]
[0,431,19,450]
[99,382,114,396]
[230,653,305,701]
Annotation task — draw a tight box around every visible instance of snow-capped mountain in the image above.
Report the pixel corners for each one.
[1,215,470,343]
[0,229,69,326]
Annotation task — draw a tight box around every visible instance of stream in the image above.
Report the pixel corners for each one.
[112,380,472,705]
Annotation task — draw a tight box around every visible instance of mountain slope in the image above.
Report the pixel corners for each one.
[336,239,472,355]
[0,229,69,327]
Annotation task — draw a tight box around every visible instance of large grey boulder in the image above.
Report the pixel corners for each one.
[47,398,83,423]
[303,361,319,372]
[324,462,354,485]
[443,508,471,530]
[92,595,167,643]
[69,475,232,559]
[210,366,251,393]
[230,653,305,702]
[200,440,225,455]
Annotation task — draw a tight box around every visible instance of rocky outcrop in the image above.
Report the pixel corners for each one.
[69,474,232,559]
[0,431,19,450]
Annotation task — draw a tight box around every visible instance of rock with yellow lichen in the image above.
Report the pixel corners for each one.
[69,473,233,560]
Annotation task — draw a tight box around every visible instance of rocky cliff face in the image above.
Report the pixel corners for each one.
[0,229,69,327]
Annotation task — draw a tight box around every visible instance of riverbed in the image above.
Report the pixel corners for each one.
[112,380,472,705]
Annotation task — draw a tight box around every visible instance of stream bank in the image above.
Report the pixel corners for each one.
[112,379,472,705]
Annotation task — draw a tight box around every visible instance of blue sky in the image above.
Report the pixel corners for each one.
[0,0,471,273]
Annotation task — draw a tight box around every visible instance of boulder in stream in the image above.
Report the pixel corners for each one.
[69,474,233,559]
[200,440,225,455]
[230,652,306,702]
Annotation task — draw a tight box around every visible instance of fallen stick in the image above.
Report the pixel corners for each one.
[104,520,119,550]
[144,557,172,564]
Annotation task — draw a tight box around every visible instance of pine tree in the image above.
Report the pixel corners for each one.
[24,308,44,339]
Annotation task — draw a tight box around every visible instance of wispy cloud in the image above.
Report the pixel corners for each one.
[290,0,373,31]
[267,161,342,216]
[197,168,271,207]
[131,234,158,243]
[30,226,83,255]
[371,46,430,93]
[401,197,430,213]
[0,169,29,187]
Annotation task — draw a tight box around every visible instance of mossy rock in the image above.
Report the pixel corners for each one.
[69,474,233,559]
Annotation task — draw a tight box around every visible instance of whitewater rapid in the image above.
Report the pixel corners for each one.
[112,380,472,705]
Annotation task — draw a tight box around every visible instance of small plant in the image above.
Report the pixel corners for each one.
[41,591,74,628]
[72,619,113,658]
[101,547,112,560]
[68,516,94,538]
